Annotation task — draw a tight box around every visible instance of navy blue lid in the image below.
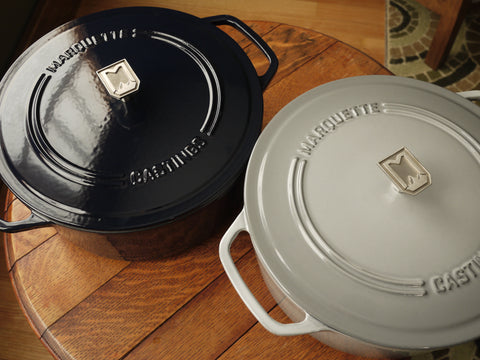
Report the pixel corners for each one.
[0,7,277,231]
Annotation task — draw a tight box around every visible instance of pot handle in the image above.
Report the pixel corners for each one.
[457,90,480,101]
[204,15,278,90]
[219,209,330,336]
[0,212,50,233]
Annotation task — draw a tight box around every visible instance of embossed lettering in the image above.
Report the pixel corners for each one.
[359,104,370,114]
[312,126,327,138]
[298,142,314,156]
[80,37,96,49]
[184,144,199,156]
[341,109,354,120]
[351,106,362,116]
[163,160,174,172]
[444,273,459,291]
[297,103,383,156]
[463,262,478,278]
[453,267,469,285]
[46,61,62,73]
[172,155,183,166]
[431,252,480,294]
[192,136,206,148]
[143,168,155,183]
[64,48,76,58]
[58,55,69,65]
[73,42,86,53]
[329,114,343,126]
[370,102,380,113]
[45,30,137,74]
[151,165,165,178]
[306,134,321,146]
[431,276,446,293]
[167,158,179,170]
[130,171,143,186]
[321,119,336,132]
[129,136,207,186]
[473,254,480,267]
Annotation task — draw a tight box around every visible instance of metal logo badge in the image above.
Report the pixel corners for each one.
[96,59,140,99]
[379,147,431,195]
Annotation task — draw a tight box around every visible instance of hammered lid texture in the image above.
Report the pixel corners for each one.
[0,7,264,231]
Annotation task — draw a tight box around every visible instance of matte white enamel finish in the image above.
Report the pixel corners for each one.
[219,210,330,336]
[226,76,480,352]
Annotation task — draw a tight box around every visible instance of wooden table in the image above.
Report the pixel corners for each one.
[3,21,391,360]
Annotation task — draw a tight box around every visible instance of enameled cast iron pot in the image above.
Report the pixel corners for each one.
[0,7,278,260]
[220,76,480,358]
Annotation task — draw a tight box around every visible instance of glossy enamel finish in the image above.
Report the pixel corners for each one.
[237,76,480,351]
[0,8,276,232]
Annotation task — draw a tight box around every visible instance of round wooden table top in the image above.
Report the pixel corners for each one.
[3,21,392,360]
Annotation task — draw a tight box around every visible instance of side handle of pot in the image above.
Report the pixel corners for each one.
[457,90,480,101]
[0,212,50,233]
[204,15,278,90]
[219,209,329,336]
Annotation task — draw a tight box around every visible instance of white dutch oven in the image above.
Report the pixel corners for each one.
[220,75,480,358]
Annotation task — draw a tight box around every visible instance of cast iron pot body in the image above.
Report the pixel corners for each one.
[0,7,278,260]
[220,76,480,358]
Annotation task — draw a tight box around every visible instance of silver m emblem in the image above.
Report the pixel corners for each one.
[379,147,431,195]
[96,59,140,99]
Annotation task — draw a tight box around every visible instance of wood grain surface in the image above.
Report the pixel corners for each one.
[75,0,386,64]
[3,21,391,360]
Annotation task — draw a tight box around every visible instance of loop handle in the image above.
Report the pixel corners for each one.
[204,15,278,90]
[219,209,329,336]
[457,90,480,101]
[0,212,50,233]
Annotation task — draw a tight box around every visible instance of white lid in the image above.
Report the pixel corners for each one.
[244,76,480,350]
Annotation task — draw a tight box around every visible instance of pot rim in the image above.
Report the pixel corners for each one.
[0,7,277,233]
[241,75,480,350]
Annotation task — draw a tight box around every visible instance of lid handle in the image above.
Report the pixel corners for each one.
[378,147,431,196]
[219,210,330,336]
[204,15,278,90]
[0,212,50,233]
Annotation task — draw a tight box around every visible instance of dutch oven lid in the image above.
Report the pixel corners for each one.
[244,76,480,350]
[0,7,276,231]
